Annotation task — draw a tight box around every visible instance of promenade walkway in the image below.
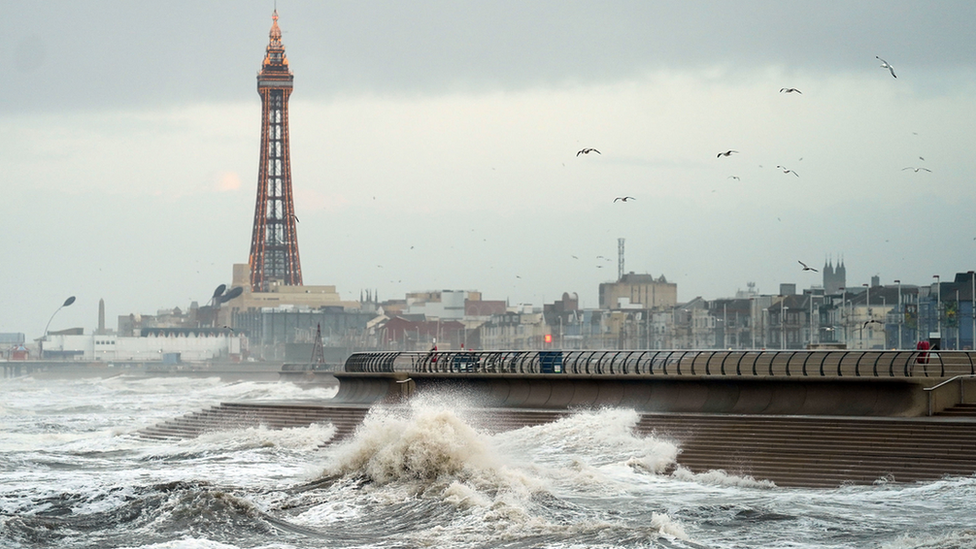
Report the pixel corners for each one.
[138,349,976,488]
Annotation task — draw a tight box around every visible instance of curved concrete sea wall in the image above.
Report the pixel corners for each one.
[331,373,931,417]
[137,349,976,487]
[327,349,976,417]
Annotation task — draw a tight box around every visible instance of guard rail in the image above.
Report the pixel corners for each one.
[343,349,976,378]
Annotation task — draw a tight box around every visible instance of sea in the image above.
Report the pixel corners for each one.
[2,374,976,549]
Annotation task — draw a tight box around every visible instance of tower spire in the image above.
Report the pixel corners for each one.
[249,9,302,292]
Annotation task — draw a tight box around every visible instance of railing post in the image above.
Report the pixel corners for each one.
[735,352,747,376]
[801,351,813,377]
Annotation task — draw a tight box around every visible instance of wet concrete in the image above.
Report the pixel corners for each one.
[330,372,935,417]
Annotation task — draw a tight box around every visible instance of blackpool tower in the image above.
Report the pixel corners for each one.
[248,10,302,292]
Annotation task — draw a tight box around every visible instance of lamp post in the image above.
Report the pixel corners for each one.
[42,296,76,359]
[749,297,756,349]
[863,283,871,350]
[780,298,787,349]
[955,289,960,349]
[934,275,941,341]
[881,295,887,348]
[969,271,975,350]
[894,279,902,349]
[839,287,847,346]
[809,293,816,347]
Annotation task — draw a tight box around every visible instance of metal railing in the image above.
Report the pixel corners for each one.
[923,374,976,416]
[344,349,976,378]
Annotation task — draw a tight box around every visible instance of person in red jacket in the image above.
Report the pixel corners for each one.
[915,340,930,365]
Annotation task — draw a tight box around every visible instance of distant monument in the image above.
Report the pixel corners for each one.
[248,9,303,292]
[97,298,106,335]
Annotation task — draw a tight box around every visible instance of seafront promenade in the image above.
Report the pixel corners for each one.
[135,349,976,487]
[296,349,976,417]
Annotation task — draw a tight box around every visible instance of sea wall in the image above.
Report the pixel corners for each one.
[330,372,934,417]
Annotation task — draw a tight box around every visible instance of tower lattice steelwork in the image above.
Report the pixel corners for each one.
[249,9,302,292]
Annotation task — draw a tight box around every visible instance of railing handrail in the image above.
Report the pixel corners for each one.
[922,374,976,416]
[922,374,976,392]
[343,349,976,378]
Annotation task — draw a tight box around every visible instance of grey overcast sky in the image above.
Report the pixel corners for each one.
[2,1,976,337]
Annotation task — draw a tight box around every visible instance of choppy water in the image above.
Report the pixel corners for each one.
[2,375,976,549]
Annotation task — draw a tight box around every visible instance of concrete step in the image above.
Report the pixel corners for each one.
[937,403,976,417]
[134,403,976,488]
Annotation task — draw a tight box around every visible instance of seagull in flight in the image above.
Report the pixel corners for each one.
[903,167,932,173]
[876,56,897,78]
[614,196,635,203]
[798,260,818,273]
[780,87,802,94]
[776,165,799,177]
[717,150,738,158]
[728,175,740,181]
[577,148,601,156]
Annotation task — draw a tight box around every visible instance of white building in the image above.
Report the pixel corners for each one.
[406,290,474,320]
[42,330,242,362]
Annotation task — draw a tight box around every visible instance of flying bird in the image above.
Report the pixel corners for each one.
[776,165,799,177]
[780,87,802,94]
[614,196,635,203]
[902,167,932,173]
[876,56,897,78]
[863,320,884,329]
[798,261,818,273]
[577,148,601,156]
[717,150,738,158]
[728,175,740,181]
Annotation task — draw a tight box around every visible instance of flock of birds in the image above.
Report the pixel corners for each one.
[572,55,928,276]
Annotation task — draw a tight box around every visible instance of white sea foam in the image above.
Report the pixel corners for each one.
[311,400,548,534]
[496,408,680,473]
[669,465,777,488]
[881,529,976,549]
[309,402,698,546]
[323,402,519,486]
[116,538,254,549]
[650,511,690,540]
[189,424,337,452]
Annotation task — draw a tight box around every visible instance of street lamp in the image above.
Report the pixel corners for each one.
[934,275,941,341]
[749,297,756,349]
[42,296,76,359]
[860,284,869,349]
[969,271,975,350]
[863,283,871,350]
[780,297,787,349]
[839,287,848,346]
[894,279,901,349]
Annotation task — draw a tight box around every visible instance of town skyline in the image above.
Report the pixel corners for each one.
[10,257,964,343]
[2,2,974,338]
